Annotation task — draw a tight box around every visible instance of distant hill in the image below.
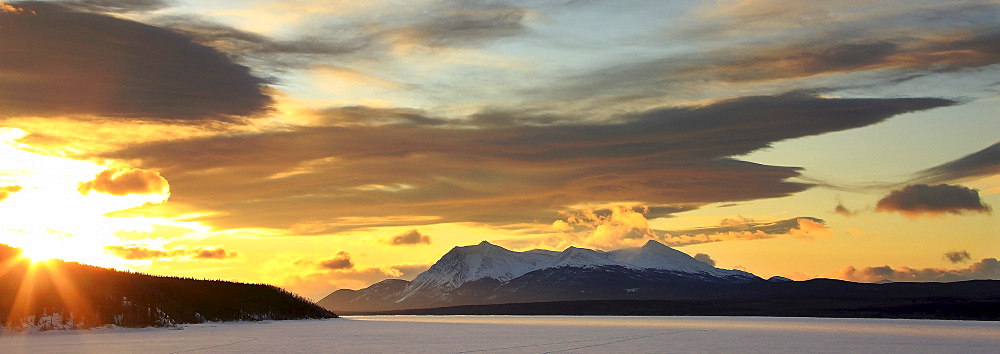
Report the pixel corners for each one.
[319,241,1000,320]
[0,244,335,331]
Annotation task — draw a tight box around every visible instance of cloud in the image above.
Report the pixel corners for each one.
[386,230,431,245]
[155,15,369,71]
[944,250,972,264]
[105,93,954,234]
[833,202,859,217]
[61,0,171,13]
[875,184,991,217]
[836,258,1000,283]
[319,251,354,270]
[540,2,1000,113]
[0,1,27,13]
[0,185,22,201]
[105,245,237,260]
[693,253,716,267]
[0,2,271,121]
[916,142,1000,184]
[78,168,169,196]
[393,5,527,47]
[659,217,831,246]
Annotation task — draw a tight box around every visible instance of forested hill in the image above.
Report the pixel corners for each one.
[0,244,336,331]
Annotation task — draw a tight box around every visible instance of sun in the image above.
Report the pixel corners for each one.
[19,244,61,263]
[11,232,123,268]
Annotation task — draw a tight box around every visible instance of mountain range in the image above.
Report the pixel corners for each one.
[321,240,767,313]
[318,241,1000,320]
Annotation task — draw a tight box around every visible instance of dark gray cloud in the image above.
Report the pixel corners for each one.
[0,2,271,122]
[319,251,354,270]
[876,184,991,217]
[916,142,1000,184]
[693,253,715,267]
[107,93,953,234]
[945,250,972,264]
[387,230,431,245]
[838,258,1000,282]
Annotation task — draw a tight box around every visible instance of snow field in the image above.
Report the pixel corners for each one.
[1,316,997,353]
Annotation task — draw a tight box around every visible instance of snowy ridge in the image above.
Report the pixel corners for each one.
[402,240,758,298]
[399,241,554,300]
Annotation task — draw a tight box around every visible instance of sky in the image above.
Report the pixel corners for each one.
[0,0,997,300]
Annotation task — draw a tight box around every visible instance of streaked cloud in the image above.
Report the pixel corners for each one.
[60,0,171,13]
[659,217,832,246]
[837,258,1000,283]
[916,142,1000,184]
[107,93,952,234]
[105,245,237,261]
[875,184,991,217]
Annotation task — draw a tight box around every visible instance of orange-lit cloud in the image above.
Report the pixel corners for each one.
[78,168,169,197]
[0,1,28,14]
[836,258,1000,283]
[875,184,991,217]
[385,230,431,245]
[105,245,237,261]
[0,185,22,201]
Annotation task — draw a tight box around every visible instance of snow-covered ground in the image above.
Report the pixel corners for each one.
[1,316,997,353]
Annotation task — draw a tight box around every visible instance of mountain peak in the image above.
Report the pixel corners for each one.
[642,239,666,248]
[478,240,493,246]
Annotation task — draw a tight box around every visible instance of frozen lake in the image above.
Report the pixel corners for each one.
[1,316,998,353]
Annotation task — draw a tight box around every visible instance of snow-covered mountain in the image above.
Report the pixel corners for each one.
[319,240,762,312]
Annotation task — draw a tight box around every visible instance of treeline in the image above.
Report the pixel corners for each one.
[0,244,336,331]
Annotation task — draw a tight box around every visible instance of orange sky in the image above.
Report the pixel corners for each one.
[0,0,997,300]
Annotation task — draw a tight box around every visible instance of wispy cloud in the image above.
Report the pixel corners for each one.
[105,245,238,261]
[915,142,1000,184]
